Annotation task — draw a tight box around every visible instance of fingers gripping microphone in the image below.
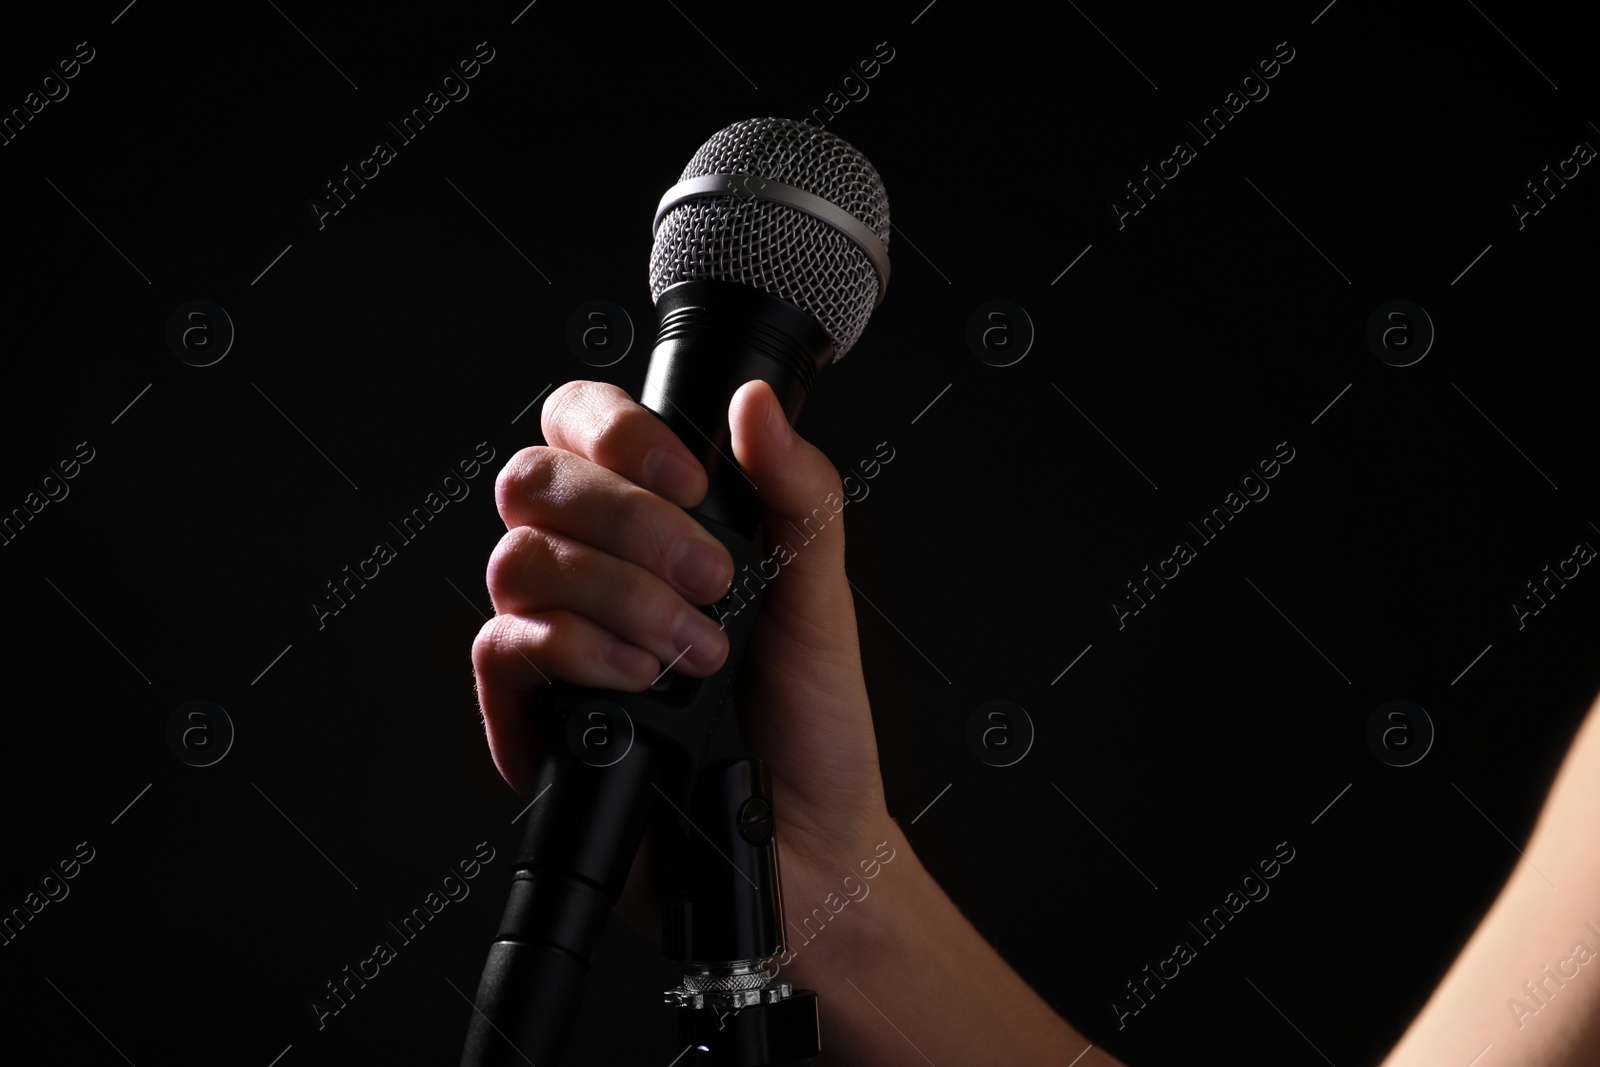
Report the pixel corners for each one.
[459,118,890,1067]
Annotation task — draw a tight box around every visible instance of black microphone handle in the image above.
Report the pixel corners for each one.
[640,279,837,536]
[459,737,660,1067]
[459,280,836,1067]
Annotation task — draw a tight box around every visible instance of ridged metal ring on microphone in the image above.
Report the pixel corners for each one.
[682,971,770,992]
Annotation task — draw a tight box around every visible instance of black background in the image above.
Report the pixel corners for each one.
[2,1,1596,1065]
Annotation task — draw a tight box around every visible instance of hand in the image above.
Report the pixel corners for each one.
[471,377,893,973]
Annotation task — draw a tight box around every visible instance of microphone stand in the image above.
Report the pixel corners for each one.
[459,281,832,1067]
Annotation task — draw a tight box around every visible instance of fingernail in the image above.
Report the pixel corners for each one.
[764,386,793,448]
[670,538,730,601]
[644,450,702,501]
[605,637,656,679]
[673,609,726,672]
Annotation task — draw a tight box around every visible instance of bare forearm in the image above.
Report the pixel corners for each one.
[1382,700,1600,1067]
[781,819,1123,1067]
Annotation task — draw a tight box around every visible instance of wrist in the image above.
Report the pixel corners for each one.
[770,816,914,991]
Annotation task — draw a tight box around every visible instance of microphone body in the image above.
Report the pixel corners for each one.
[459,282,832,1067]
[461,116,889,1067]
[643,279,835,535]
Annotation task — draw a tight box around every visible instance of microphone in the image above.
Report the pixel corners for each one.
[459,116,890,1067]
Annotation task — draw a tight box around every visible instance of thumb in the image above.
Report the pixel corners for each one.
[726,379,858,660]
[725,379,882,848]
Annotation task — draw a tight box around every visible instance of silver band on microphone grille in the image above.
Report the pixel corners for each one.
[653,173,891,307]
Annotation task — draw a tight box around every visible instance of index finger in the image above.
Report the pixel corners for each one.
[542,380,707,510]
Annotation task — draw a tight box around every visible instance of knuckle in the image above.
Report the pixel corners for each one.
[486,527,585,603]
[613,404,675,472]
[474,612,569,682]
[472,614,520,672]
[544,380,629,447]
[496,446,561,514]
[541,380,588,432]
[485,526,538,597]
[582,404,625,457]
[542,534,584,581]
[598,403,653,454]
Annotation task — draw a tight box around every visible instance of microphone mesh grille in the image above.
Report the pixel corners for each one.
[649,117,890,360]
